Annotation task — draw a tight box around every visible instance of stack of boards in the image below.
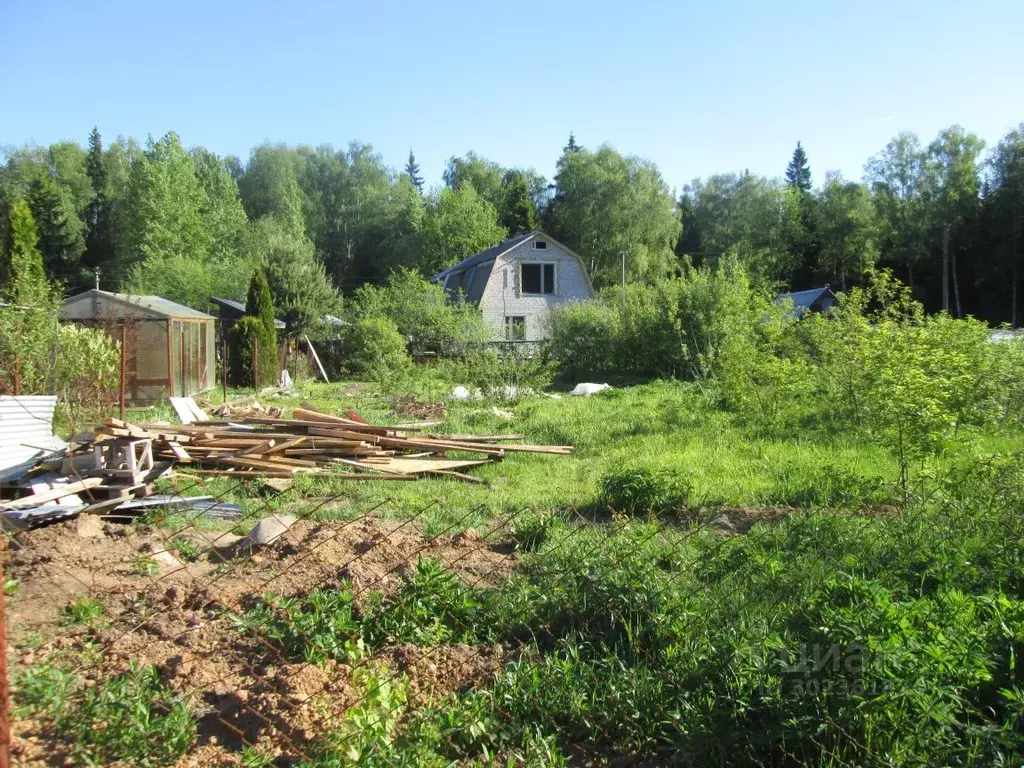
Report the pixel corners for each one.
[122,407,573,483]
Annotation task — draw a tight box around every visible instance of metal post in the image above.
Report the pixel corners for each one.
[221,327,228,403]
[119,322,127,419]
[252,336,259,392]
[0,535,10,768]
[12,351,19,397]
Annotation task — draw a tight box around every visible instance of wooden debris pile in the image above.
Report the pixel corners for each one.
[1,405,573,526]
[136,407,571,482]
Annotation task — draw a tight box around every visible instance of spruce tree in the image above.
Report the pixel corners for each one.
[564,132,582,155]
[84,127,114,273]
[785,141,813,192]
[405,149,424,193]
[499,170,539,234]
[28,176,83,277]
[232,267,279,386]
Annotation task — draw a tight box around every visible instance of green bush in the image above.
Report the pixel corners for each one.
[230,268,279,387]
[344,316,412,381]
[601,467,692,514]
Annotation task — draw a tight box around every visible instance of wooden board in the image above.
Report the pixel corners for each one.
[0,478,103,510]
[169,397,197,425]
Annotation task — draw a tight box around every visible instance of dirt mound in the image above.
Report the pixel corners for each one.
[5,514,516,766]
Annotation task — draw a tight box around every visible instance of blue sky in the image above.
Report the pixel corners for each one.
[3,0,1023,193]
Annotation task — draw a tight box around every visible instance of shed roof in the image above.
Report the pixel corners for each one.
[211,297,287,329]
[775,286,837,318]
[63,289,214,320]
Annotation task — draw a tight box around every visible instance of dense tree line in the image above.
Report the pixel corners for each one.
[1,122,1023,328]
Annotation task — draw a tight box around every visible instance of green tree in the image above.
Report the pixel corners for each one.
[232,267,278,386]
[418,185,507,274]
[785,141,812,192]
[404,149,424,193]
[84,127,116,277]
[814,173,879,289]
[246,217,341,337]
[498,170,539,234]
[378,174,426,274]
[866,133,930,289]
[548,144,680,286]
[986,124,1024,324]
[238,143,306,237]
[563,132,583,155]
[28,175,84,278]
[121,132,211,275]
[3,199,48,302]
[442,152,504,208]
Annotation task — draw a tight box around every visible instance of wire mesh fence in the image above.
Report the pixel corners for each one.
[3,446,1023,767]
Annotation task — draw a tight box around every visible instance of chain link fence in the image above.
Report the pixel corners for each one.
[2,441,1022,766]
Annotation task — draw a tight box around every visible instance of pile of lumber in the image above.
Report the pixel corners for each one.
[137,407,572,482]
[1,406,574,525]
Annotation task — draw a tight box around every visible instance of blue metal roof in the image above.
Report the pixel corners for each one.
[775,286,837,317]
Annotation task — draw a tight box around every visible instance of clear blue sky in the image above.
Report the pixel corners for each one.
[3,0,1023,192]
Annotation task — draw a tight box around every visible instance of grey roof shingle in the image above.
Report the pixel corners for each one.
[775,286,837,317]
[431,231,539,284]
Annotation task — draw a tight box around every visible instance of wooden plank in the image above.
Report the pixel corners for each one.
[304,335,330,383]
[429,433,526,442]
[238,439,276,456]
[167,442,192,462]
[184,397,209,422]
[184,469,297,478]
[306,427,383,443]
[0,478,103,510]
[265,437,306,455]
[169,397,197,425]
[424,470,486,484]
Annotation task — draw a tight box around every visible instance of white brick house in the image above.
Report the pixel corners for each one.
[431,231,595,343]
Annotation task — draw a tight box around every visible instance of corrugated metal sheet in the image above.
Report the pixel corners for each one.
[0,396,65,479]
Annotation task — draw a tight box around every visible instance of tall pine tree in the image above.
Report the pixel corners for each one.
[404,149,424,193]
[499,170,538,234]
[564,132,582,155]
[785,141,812,192]
[84,127,115,277]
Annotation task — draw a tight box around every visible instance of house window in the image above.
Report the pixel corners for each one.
[521,262,555,295]
[505,316,526,340]
[532,240,548,250]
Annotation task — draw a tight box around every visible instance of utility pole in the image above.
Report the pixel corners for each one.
[941,224,950,313]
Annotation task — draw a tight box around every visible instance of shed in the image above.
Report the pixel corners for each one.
[61,290,216,403]
[775,286,838,318]
[210,297,287,331]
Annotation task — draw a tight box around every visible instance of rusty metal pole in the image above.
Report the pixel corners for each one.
[119,322,127,420]
[221,326,228,404]
[0,536,10,768]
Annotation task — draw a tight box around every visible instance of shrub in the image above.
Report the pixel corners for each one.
[601,467,691,514]
[230,268,279,387]
[344,316,412,381]
[437,346,556,397]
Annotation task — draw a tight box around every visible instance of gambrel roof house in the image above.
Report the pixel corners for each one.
[431,231,595,343]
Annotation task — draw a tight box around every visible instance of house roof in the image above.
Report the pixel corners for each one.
[431,231,597,305]
[63,289,214,320]
[775,286,837,318]
[211,297,287,329]
[431,232,539,286]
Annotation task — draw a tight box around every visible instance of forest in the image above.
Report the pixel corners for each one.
[1,122,1023,331]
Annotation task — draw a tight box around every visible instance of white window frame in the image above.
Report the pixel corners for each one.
[532,240,548,250]
[504,315,526,340]
[519,261,556,296]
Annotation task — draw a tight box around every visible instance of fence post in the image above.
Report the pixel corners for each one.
[119,322,127,420]
[252,336,259,392]
[12,351,19,397]
[0,536,10,768]
[222,326,228,404]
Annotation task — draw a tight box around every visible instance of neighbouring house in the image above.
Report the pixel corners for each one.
[430,231,595,344]
[775,286,838,318]
[61,289,216,403]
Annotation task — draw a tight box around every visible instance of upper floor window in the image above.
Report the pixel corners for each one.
[532,240,548,250]
[521,262,555,294]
